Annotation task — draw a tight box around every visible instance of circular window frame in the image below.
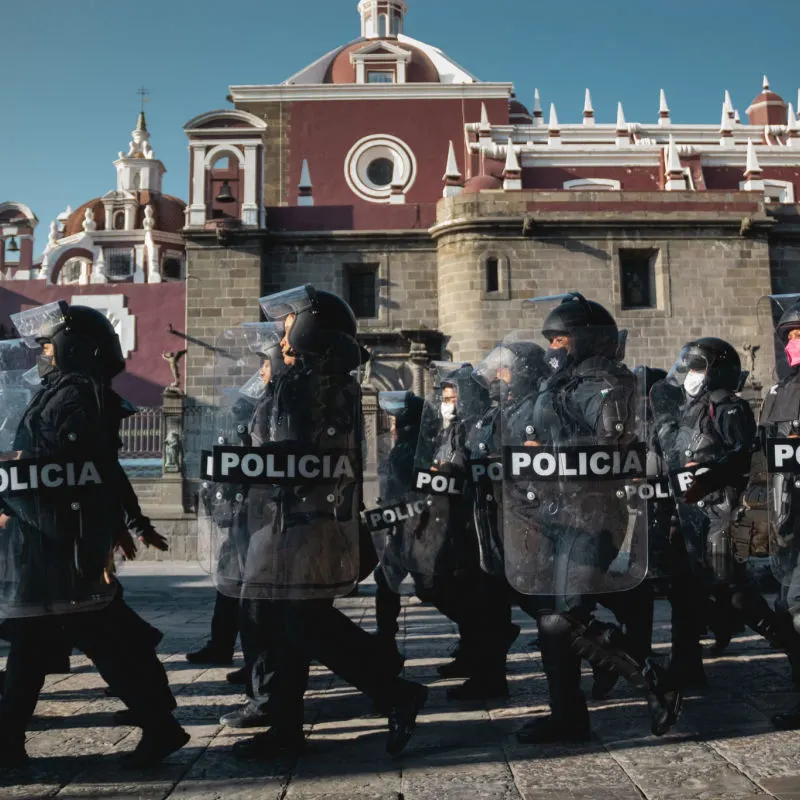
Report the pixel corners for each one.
[344,134,417,203]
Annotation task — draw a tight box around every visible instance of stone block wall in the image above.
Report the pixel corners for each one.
[434,191,776,387]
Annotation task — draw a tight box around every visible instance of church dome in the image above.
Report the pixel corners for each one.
[64,193,185,236]
[324,39,440,84]
[463,174,503,193]
[746,76,788,126]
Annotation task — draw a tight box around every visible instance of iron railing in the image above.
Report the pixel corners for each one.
[120,407,163,457]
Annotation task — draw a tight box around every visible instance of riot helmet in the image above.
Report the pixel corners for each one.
[540,293,619,362]
[240,322,286,398]
[11,301,124,379]
[666,337,741,396]
[777,301,800,343]
[380,391,424,444]
[473,341,549,402]
[259,285,358,361]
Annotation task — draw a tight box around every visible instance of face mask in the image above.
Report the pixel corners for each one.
[786,339,800,367]
[546,347,571,373]
[684,371,706,398]
[36,352,56,379]
[440,402,456,426]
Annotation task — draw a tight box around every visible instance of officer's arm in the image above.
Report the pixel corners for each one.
[113,461,168,551]
[581,382,634,442]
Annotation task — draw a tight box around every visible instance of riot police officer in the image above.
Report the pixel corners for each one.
[0,302,187,769]
[504,294,680,744]
[205,286,428,759]
[653,337,800,694]
[756,299,800,729]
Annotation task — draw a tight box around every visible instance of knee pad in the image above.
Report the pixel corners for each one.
[538,613,574,637]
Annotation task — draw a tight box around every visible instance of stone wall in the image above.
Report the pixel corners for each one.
[236,101,290,207]
[434,191,776,387]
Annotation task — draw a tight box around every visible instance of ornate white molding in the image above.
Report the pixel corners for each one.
[70,293,136,359]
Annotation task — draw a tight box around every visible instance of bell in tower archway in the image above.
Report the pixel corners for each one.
[6,237,19,253]
[215,180,235,204]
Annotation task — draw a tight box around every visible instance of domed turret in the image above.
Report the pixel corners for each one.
[746,75,788,126]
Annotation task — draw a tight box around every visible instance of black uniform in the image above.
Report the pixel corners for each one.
[0,304,187,769]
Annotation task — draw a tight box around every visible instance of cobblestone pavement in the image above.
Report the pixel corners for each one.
[2,563,800,799]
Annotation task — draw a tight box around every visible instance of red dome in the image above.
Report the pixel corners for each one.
[746,85,788,126]
[463,174,503,193]
[64,192,185,236]
[509,98,532,124]
[324,39,440,84]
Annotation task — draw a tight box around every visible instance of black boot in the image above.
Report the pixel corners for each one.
[121,718,189,769]
[226,666,249,685]
[186,643,233,666]
[642,659,683,736]
[772,702,800,730]
[386,682,428,756]
[232,727,306,760]
[220,702,272,729]
[0,736,29,770]
[516,711,591,744]
[591,664,620,700]
[447,673,508,702]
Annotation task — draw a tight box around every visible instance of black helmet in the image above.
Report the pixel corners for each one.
[473,341,549,400]
[541,294,619,361]
[13,302,125,379]
[777,301,800,343]
[442,363,490,421]
[681,338,741,392]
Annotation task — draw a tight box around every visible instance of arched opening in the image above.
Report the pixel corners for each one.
[60,258,85,285]
[113,210,125,230]
[207,151,242,220]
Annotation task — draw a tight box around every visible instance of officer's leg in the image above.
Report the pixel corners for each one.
[68,596,188,768]
[771,560,800,729]
[373,565,404,673]
[291,599,428,755]
[0,619,49,765]
[186,590,238,665]
[515,597,590,744]
[667,528,708,687]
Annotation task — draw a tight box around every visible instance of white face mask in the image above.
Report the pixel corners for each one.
[684,371,706,398]
[440,402,456,426]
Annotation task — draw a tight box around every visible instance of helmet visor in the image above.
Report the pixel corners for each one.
[241,322,283,355]
[11,301,68,347]
[379,391,411,417]
[258,286,315,322]
[473,347,515,388]
[666,344,710,387]
[238,370,267,401]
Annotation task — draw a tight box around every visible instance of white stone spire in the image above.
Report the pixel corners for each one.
[734,109,742,124]
[298,159,314,206]
[745,138,762,176]
[503,138,522,190]
[763,74,770,91]
[658,89,671,126]
[724,90,735,119]
[615,102,628,146]
[115,112,165,193]
[443,141,464,197]
[664,136,686,191]
[532,89,544,126]
[583,88,595,126]
[720,99,734,146]
[548,103,561,145]
[358,0,407,39]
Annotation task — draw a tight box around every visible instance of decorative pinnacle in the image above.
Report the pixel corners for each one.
[583,88,594,115]
[666,136,682,174]
[763,74,770,91]
[533,88,542,114]
[504,138,521,173]
[548,103,559,131]
[745,138,762,175]
[788,104,800,133]
[480,102,490,131]
[299,159,312,189]
[720,101,734,133]
[444,140,461,179]
[734,110,742,124]
[724,90,734,117]
[616,101,626,131]
[659,89,670,116]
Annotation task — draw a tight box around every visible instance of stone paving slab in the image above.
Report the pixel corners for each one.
[1,563,800,799]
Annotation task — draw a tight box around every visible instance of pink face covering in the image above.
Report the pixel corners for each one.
[786,338,800,367]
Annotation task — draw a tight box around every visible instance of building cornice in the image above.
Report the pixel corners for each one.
[229,82,514,103]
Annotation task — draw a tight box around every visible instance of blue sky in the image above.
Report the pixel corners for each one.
[3,0,799,256]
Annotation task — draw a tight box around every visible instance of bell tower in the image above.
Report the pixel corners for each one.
[358,0,407,39]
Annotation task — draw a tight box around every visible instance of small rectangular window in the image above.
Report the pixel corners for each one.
[619,249,657,310]
[367,71,394,84]
[106,248,134,280]
[347,265,378,319]
[485,257,500,293]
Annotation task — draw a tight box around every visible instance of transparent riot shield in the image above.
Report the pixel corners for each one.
[758,294,800,585]
[468,342,550,576]
[500,293,648,596]
[0,321,118,618]
[203,322,361,600]
[362,391,425,591]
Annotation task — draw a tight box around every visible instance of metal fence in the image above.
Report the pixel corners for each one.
[120,407,163,457]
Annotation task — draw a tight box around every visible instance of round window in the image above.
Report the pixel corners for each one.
[345,135,417,203]
[366,158,394,187]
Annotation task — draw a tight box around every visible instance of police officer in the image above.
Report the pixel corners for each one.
[0,302,187,769]
[506,294,680,744]
[653,337,800,693]
[208,286,428,760]
[756,300,800,729]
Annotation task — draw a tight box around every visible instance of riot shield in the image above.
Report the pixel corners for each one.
[203,318,361,600]
[468,342,550,576]
[500,293,648,596]
[0,309,119,618]
[758,294,800,585]
[362,391,425,591]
